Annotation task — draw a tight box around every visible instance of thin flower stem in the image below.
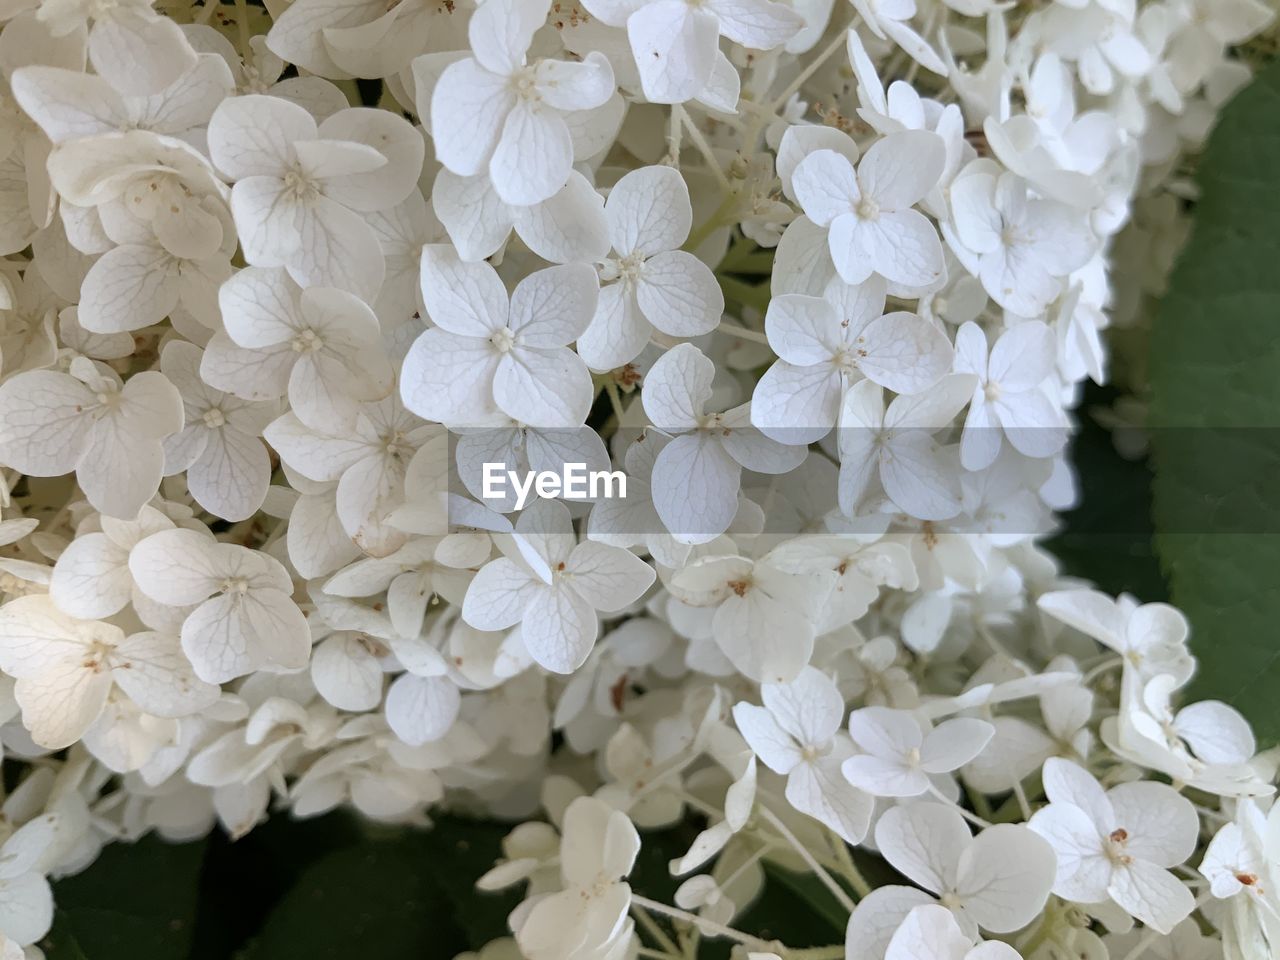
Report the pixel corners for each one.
[830,831,872,899]
[234,0,252,55]
[788,947,846,960]
[965,784,996,822]
[976,621,1015,661]
[1010,773,1033,822]
[630,894,778,953]
[928,783,992,829]
[632,902,682,957]
[716,321,770,346]
[194,0,219,25]
[683,194,738,252]
[719,842,776,890]
[1083,656,1124,685]
[1121,891,1214,960]
[770,26,850,112]
[666,103,684,164]
[673,788,723,819]
[680,110,734,193]
[759,806,857,913]
[605,379,626,426]
[636,948,677,960]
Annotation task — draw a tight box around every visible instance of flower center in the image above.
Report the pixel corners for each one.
[511,68,540,103]
[834,347,865,375]
[383,430,410,459]
[490,327,516,354]
[283,168,320,201]
[1105,828,1133,864]
[291,329,324,353]
[202,407,227,429]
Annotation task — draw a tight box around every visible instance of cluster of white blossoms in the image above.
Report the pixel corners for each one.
[0,0,1274,957]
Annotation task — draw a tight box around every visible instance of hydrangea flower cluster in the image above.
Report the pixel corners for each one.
[0,0,1274,958]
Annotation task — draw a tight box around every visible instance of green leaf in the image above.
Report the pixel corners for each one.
[1148,57,1280,745]
[234,815,520,959]
[756,861,848,938]
[44,835,206,960]
[414,816,523,949]
[1047,384,1167,601]
[189,810,365,959]
[238,837,467,960]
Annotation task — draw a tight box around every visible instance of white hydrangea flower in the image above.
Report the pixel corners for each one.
[428,0,615,206]
[843,706,993,798]
[791,131,947,289]
[753,276,953,444]
[129,528,310,683]
[0,0,1268,950]
[160,340,277,522]
[462,500,655,674]
[577,165,723,371]
[643,343,805,543]
[1028,757,1198,934]
[0,357,184,518]
[0,595,217,749]
[402,248,598,428]
[838,373,976,521]
[582,0,802,104]
[514,796,640,960]
[954,320,1067,471]
[884,904,1024,960]
[48,504,175,620]
[733,666,872,842]
[33,0,198,97]
[869,802,1056,938]
[207,95,423,300]
[202,267,394,433]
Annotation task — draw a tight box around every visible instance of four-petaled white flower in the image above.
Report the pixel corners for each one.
[1028,757,1199,934]
[207,94,423,300]
[947,170,1095,316]
[733,666,873,843]
[430,0,615,206]
[462,500,655,674]
[202,267,393,433]
[753,276,954,445]
[856,802,1056,946]
[402,248,598,429]
[792,132,947,289]
[954,320,1066,471]
[514,796,640,960]
[644,343,806,543]
[0,595,217,749]
[0,357,184,519]
[129,528,311,684]
[577,165,723,372]
[838,373,976,521]
[843,706,993,797]
[582,0,803,104]
[161,340,277,522]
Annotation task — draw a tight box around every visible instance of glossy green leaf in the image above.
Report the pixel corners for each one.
[1149,57,1280,745]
